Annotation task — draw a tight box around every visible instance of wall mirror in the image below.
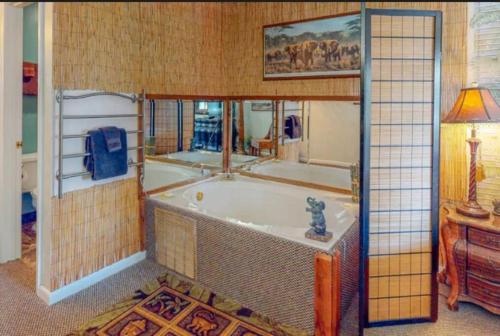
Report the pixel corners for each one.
[230,100,276,167]
[142,98,225,191]
[235,99,360,195]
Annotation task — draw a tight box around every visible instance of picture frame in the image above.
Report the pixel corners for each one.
[263,12,361,80]
[251,102,273,112]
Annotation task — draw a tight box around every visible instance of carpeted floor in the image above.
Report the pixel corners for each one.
[1,258,499,336]
[0,259,167,336]
[339,294,500,336]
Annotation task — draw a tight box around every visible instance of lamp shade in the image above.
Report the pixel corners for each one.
[443,87,500,123]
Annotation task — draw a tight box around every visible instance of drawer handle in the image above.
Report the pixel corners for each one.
[487,257,500,271]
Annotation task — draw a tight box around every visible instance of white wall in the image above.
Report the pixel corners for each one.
[53,90,138,195]
[22,153,37,192]
[0,3,23,263]
[243,101,273,139]
[308,101,360,166]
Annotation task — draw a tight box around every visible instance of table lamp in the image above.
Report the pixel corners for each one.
[443,87,500,218]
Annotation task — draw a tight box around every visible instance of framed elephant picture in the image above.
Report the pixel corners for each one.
[263,12,361,80]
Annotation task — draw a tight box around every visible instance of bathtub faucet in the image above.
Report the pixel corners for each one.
[306,197,326,235]
[217,172,236,180]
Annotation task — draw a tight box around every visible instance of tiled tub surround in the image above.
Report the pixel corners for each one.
[146,175,359,333]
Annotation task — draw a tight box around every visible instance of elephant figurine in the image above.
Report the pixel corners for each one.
[306,196,326,235]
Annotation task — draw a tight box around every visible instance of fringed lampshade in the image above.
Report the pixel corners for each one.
[443,87,500,218]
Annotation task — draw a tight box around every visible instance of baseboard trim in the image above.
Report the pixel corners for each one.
[36,251,146,305]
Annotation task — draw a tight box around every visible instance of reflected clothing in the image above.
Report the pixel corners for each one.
[285,115,302,139]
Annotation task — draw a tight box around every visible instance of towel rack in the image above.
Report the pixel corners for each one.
[56,89,145,198]
[280,100,305,144]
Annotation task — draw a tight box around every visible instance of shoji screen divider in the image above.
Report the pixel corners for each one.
[360,8,442,330]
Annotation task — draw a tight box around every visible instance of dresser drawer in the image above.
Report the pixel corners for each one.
[469,228,500,251]
[468,244,500,282]
[467,273,500,308]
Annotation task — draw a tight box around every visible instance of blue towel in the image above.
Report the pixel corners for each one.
[100,126,122,152]
[84,128,128,180]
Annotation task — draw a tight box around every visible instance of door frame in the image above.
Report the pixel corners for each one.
[35,1,53,296]
[1,2,54,299]
[0,3,23,264]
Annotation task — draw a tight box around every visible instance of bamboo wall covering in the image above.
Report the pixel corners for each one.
[53,2,224,95]
[155,208,197,279]
[50,178,141,290]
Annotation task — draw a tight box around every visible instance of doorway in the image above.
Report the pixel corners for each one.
[20,3,39,270]
[0,3,39,275]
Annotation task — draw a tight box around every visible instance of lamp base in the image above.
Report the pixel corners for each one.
[456,201,490,219]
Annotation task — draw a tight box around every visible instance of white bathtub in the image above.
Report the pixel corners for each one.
[249,160,352,190]
[143,160,202,191]
[151,174,357,251]
[163,150,258,168]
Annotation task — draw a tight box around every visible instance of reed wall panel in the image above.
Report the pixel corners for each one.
[50,178,141,290]
[53,2,223,95]
[53,2,143,93]
[140,3,224,95]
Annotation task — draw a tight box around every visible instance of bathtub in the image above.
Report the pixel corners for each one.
[146,175,359,332]
[153,175,355,250]
[248,159,352,190]
[162,150,258,168]
[143,160,202,191]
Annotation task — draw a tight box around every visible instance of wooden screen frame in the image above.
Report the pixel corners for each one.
[359,8,442,331]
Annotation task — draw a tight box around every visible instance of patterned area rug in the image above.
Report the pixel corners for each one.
[69,273,307,336]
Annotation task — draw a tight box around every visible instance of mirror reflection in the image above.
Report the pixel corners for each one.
[231,100,275,163]
[234,100,360,195]
[143,99,225,191]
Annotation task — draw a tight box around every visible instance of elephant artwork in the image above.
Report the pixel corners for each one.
[263,12,360,79]
[300,40,319,68]
[319,39,341,63]
[284,44,300,68]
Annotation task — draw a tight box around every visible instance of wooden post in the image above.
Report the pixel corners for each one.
[315,250,341,336]
[273,100,280,157]
[238,100,245,153]
[138,89,145,250]
[222,100,232,173]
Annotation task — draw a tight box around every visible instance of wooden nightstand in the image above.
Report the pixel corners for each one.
[439,206,500,314]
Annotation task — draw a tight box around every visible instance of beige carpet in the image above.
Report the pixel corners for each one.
[340,294,500,336]
[1,258,499,336]
[0,259,167,336]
